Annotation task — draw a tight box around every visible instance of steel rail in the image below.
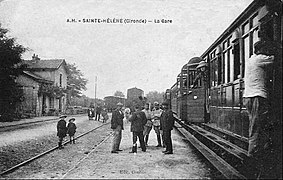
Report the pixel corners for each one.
[0,114,86,130]
[0,122,110,176]
[174,119,246,179]
[60,131,113,179]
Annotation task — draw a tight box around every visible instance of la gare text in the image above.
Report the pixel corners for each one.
[66,18,173,24]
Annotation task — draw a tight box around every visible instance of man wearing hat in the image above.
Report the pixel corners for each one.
[57,115,68,149]
[110,102,124,153]
[152,101,164,147]
[160,101,175,154]
[243,40,276,178]
[191,60,208,88]
[128,106,147,153]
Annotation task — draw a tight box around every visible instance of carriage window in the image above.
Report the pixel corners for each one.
[213,59,218,86]
[233,43,240,80]
[251,14,259,27]
[225,51,230,83]
[217,56,222,84]
[223,42,227,49]
[243,22,249,34]
[229,49,234,81]
[241,14,260,78]
[252,28,259,53]
[210,60,215,86]
[243,36,250,77]
[210,50,218,87]
[227,37,231,47]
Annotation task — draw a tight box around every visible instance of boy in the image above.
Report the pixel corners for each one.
[67,118,77,144]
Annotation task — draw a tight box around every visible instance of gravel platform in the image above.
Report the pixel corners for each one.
[63,122,219,179]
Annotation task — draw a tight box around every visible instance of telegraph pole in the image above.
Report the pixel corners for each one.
[94,76,97,114]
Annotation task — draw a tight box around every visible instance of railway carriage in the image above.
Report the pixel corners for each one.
[167,0,282,149]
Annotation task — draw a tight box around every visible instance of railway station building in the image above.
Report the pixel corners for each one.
[15,54,68,117]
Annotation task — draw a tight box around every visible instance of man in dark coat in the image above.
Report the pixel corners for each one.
[160,102,175,154]
[95,105,102,121]
[128,106,147,153]
[110,102,124,153]
[57,115,68,149]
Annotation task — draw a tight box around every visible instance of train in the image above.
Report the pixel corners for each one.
[165,0,282,158]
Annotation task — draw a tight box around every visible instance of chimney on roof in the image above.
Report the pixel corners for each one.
[32,54,40,63]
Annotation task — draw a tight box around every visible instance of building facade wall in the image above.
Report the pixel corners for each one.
[127,87,144,100]
[16,75,40,117]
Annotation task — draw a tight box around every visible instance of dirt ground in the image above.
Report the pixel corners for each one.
[2,118,220,179]
[63,122,217,179]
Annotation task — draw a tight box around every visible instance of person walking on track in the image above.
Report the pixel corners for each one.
[128,106,147,153]
[142,103,153,146]
[152,102,164,147]
[57,115,68,149]
[160,102,175,154]
[110,102,124,153]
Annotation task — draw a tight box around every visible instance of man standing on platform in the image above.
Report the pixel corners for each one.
[110,102,124,153]
[128,106,147,153]
[142,103,153,146]
[152,102,164,147]
[160,102,175,154]
[95,105,102,121]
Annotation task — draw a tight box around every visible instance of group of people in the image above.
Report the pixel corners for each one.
[56,115,77,149]
[88,104,108,122]
[110,101,175,155]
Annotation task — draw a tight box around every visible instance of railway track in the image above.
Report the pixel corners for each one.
[174,117,247,179]
[0,114,86,132]
[0,121,111,177]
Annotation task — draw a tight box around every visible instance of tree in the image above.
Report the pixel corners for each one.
[66,63,88,99]
[0,24,27,121]
[145,91,165,104]
[114,90,125,98]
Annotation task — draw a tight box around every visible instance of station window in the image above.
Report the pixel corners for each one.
[59,74,62,87]
[49,97,54,108]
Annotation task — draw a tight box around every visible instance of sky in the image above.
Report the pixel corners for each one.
[0,0,253,99]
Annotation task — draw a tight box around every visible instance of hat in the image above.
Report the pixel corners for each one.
[117,102,123,106]
[196,61,208,69]
[69,118,75,122]
[59,115,67,119]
